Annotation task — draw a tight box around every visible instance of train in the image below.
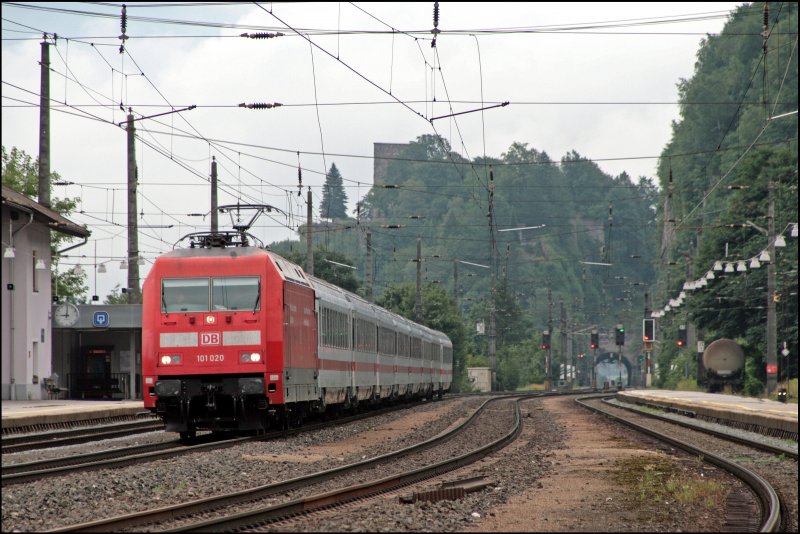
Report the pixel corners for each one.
[698,338,745,393]
[141,227,453,439]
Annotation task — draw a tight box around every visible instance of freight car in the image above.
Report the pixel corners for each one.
[141,226,452,439]
[698,338,745,393]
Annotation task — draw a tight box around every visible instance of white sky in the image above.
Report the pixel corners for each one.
[2,2,743,300]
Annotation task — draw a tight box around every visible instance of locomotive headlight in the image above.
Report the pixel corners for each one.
[240,352,262,363]
[161,355,171,365]
[160,355,181,365]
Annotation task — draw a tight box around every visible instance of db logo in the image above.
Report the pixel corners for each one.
[200,332,221,345]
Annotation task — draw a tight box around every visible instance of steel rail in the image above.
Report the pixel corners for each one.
[166,396,523,533]
[48,394,527,533]
[1,420,164,454]
[604,397,797,460]
[2,397,439,485]
[576,395,782,533]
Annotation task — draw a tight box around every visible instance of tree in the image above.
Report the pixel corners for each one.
[2,145,87,301]
[280,248,361,294]
[320,163,348,219]
[104,284,130,304]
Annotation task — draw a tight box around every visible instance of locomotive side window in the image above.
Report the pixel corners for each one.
[162,278,210,312]
[212,277,260,311]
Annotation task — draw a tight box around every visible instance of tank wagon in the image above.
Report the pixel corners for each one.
[141,224,452,439]
[699,338,745,393]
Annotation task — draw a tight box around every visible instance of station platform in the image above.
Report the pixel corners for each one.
[617,389,798,438]
[1,399,147,432]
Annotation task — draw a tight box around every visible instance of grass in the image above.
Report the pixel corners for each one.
[518,383,546,391]
[614,457,726,509]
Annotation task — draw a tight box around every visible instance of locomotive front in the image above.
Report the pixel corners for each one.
[141,246,280,439]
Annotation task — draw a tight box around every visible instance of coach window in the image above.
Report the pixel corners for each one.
[162,278,209,312]
[212,277,260,311]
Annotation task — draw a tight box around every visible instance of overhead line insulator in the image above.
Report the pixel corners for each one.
[238,103,283,109]
[241,32,285,39]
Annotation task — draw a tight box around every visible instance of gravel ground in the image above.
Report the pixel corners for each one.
[1,397,484,532]
[268,395,742,532]
[3,394,793,532]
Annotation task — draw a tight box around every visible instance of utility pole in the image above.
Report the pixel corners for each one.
[210,156,218,234]
[546,288,553,390]
[125,108,140,401]
[488,166,497,389]
[365,230,372,302]
[560,300,568,385]
[306,187,314,276]
[125,109,141,304]
[415,238,422,322]
[591,328,599,390]
[766,180,777,395]
[453,259,459,305]
[38,35,51,209]
[644,288,651,386]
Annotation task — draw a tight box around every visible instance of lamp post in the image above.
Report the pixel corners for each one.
[744,209,779,395]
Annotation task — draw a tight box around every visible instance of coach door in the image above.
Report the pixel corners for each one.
[283,283,318,402]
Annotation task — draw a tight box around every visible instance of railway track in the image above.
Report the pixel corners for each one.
[46,394,528,532]
[1,419,164,454]
[606,396,798,460]
[577,395,791,532]
[1,397,447,486]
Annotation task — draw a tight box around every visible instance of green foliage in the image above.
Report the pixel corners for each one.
[495,340,545,391]
[104,284,130,304]
[320,163,348,220]
[654,3,798,389]
[2,145,87,301]
[272,247,361,294]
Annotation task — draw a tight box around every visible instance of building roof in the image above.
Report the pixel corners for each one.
[2,184,90,238]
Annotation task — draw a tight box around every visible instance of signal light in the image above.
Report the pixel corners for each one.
[677,325,687,347]
[643,318,655,342]
[615,324,625,346]
[541,330,551,350]
[590,329,599,350]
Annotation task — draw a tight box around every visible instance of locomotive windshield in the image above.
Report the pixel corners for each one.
[162,276,260,312]
[212,276,260,310]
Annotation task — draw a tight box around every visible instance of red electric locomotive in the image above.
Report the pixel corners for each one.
[142,211,452,439]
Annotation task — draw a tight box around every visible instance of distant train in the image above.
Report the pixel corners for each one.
[141,229,452,439]
[698,338,745,393]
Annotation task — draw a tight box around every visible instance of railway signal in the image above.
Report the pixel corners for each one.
[615,324,625,346]
[590,329,599,350]
[677,325,687,347]
[541,330,551,350]
[643,318,655,342]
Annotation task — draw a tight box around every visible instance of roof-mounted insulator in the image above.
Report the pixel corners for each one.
[241,32,285,39]
[431,2,440,48]
[238,102,283,109]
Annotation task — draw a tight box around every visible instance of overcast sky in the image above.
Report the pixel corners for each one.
[2,2,743,300]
